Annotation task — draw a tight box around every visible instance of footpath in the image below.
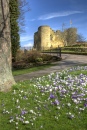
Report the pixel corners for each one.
[14,54,87,82]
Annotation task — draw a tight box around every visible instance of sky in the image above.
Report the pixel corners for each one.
[20,0,87,47]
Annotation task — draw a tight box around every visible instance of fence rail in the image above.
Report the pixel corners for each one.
[20,46,62,57]
[20,46,87,57]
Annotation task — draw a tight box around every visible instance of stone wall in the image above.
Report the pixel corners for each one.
[34,25,64,50]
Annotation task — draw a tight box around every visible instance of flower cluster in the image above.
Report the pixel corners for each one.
[1,66,87,129]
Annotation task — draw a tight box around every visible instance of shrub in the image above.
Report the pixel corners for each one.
[15,49,24,62]
[13,50,62,69]
[35,57,43,62]
[25,50,42,63]
[41,54,52,61]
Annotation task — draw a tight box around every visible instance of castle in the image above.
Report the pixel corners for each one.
[34,25,64,50]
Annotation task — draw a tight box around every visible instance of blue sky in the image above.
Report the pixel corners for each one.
[20,0,87,47]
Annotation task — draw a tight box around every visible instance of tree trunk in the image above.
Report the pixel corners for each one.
[0,0,15,92]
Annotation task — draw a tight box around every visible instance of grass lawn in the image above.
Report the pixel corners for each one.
[0,66,87,130]
[12,64,54,76]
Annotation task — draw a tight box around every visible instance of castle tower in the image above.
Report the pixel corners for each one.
[38,26,51,50]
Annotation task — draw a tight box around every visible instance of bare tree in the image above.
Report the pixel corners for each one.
[77,34,86,42]
[18,0,30,33]
[0,0,15,91]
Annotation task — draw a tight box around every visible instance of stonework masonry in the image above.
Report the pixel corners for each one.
[34,25,64,50]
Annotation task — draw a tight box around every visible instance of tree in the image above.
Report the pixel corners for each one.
[65,28,77,46]
[18,0,30,33]
[0,0,15,91]
[9,0,30,61]
[77,34,86,42]
[9,0,20,61]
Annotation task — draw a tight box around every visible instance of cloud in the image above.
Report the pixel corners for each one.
[20,36,33,42]
[22,42,33,47]
[29,19,36,21]
[38,11,83,20]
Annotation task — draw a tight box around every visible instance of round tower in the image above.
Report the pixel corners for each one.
[38,26,51,49]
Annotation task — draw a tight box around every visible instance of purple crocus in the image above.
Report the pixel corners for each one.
[21,110,27,115]
[23,96,27,99]
[84,103,87,107]
[54,99,59,105]
[72,94,77,99]
[50,93,55,99]
[40,89,44,93]
[61,89,66,94]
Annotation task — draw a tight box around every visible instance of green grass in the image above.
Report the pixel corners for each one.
[42,50,87,55]
[68,70,87,76]
[61,51,87,55]
[0,66,87,130]
[12,64,54,76]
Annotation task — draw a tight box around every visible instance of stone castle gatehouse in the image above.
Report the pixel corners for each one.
[34,25,64,50]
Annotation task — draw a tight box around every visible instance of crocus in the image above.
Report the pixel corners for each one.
[50,93,55,99]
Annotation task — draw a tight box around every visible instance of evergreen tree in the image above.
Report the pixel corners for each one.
[9,0,20,61]
[9,0,30,61]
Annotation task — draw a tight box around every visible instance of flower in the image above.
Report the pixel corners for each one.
[50,93,55,99]
[23,121,29,124]
[67,112,75,119]
[21,110,27,115]
[9,119,14,123]
[54,99,60,105]
[57,106,60,109]
[16,122,18,125]
[16,99,19,103]
[67,103,71,107]
[84,103,87,107]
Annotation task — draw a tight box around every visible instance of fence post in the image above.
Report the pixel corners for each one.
[57,46,61,57]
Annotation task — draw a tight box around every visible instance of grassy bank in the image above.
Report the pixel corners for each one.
[12,64,54,76]
[0,66,87,130]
